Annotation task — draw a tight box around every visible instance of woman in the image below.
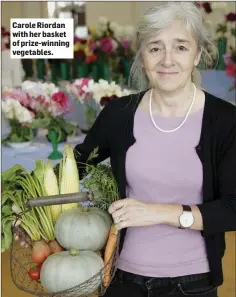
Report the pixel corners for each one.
[73,3,236,297]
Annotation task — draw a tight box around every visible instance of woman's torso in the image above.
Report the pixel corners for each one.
[117,104,210,277]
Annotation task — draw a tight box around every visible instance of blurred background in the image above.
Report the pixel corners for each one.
[1,2,235,297]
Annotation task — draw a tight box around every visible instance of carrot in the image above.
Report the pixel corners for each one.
[103,224,118,288]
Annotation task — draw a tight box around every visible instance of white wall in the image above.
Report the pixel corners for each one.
[2,2,48,30]
[85,1,162,27]
[85,2,135,26]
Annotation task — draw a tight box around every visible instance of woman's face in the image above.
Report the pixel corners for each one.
[141,20,201,92]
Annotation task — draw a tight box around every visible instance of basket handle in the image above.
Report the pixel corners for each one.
[24,192,93,208]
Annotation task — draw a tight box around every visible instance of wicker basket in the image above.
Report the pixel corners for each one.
[10,193,120,297]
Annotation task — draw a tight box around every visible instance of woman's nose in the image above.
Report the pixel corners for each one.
[161,50,175,67]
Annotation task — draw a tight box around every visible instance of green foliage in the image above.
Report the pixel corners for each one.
[231,28,236,38]
[31,116,77,143]
[81,147,119,210]
[85,105,98,130]
[2,119,35,144]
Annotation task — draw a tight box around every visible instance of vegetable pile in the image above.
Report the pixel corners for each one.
[2,145,120,295]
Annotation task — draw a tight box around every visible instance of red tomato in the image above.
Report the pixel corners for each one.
[28,265,41,281]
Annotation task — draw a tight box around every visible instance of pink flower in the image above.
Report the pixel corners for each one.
[2,90,13,98]
[223,53,232,65]
[14,89,30,107]
[226,63,236,78]
[73,78,90,97]
[90,43,97,51]
[121,40,131,48]
[30,111,35,119]
[100,38,113,53]
[36,96,44,104]
[52,91,68,108]
[44,101,50,109]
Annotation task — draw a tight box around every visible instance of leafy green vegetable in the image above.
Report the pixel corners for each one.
[32,160,45,190]
[1,160,56,253]
[81,147,119,210]
[1,164,26,183]
[1,217,14,253]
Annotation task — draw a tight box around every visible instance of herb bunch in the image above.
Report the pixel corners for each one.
[80,147,120,210]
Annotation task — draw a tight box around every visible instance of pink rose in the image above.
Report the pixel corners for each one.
[100,38,113,53]
[226,63,236,78]
[52,91,68,108]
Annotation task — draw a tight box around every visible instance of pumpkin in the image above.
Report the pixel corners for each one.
[40,248,104,295]
[55,207,111,251]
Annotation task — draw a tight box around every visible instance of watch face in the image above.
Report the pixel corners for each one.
[180,212,194,228]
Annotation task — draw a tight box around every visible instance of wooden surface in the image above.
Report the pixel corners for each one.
[1,232,235,297]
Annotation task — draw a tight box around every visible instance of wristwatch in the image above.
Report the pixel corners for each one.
[178,205,195,229]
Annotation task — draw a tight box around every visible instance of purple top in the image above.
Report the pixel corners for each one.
[117,107,210,277]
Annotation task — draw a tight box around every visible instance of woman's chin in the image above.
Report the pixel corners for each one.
[150,76,190,92]
[152,83,182,92]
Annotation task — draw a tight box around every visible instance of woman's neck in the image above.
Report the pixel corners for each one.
[140,82,204,118]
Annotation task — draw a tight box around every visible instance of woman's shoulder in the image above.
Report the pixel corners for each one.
[204,91,236,119]
[105,90,146,113]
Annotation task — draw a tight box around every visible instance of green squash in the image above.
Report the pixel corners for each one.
[55,207,112,251]
[40,249,104,295]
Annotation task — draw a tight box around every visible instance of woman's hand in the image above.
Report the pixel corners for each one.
[108,198,160,230]
[108,198,203,231]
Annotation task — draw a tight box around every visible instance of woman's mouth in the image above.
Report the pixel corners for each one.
[158,72,178,75]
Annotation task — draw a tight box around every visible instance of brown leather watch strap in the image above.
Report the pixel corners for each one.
[182,205,191,212]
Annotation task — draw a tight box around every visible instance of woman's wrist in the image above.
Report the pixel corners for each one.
[153,203,182,226]
[152,203,203,230]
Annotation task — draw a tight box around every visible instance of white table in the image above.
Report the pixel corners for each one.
[2,135,86,172]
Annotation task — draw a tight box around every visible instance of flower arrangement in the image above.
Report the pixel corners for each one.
[2,82,77,144]
[20,81,77,143]
[215,12,236,40]
[2,88,36,143]
[196,3,236,70]
[72,18,134,83]
[66,78,132,130]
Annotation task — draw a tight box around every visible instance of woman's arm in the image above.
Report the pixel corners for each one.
[109,198,203,231]
[154,203,203,230]
[197,108,236,236]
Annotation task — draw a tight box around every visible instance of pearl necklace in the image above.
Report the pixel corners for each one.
[149,83,196,133]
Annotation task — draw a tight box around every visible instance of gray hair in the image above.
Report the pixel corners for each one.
[129,2,217,91]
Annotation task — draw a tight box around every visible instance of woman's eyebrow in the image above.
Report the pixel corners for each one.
[147,38,190,45]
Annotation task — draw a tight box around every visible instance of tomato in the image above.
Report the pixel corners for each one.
[28,265,42,281]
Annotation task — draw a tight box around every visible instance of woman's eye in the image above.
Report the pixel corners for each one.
[150,48,161,53]
[177,45,188,51]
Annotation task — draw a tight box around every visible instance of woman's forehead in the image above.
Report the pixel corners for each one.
[146,22,195,44]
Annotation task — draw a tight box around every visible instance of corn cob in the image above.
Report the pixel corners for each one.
[44,160,62,224]
[60,144,80,212]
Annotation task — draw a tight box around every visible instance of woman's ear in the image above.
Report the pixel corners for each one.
[194,48,202,67]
